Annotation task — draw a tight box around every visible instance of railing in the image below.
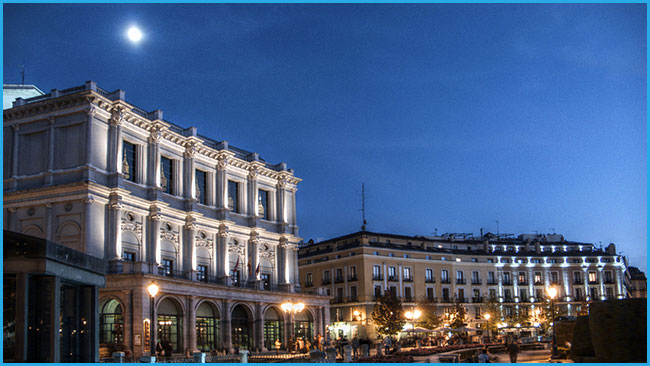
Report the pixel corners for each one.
[348,275,358,281]
[440,279,451,284]
[372,275,383,281]
[471,296,483,303]
[573,279,584,285]
[388,276,398,281]
[321,279,331,285]
[503,280,513,285]
[456,279,466,285]
[347,296,358,302]
[331,297,345,304]
[534,281,544,285]
[425,278,436,283]
[158,268,188,279]
[604,279,614,284]
[440,297,453,303]
[403,296,414,302]
[518,281,528,286]
[471,279,482,285]
[334,277,344,284]
[456,297,468,303]
[304,282,313,288]
[403,277,413,282]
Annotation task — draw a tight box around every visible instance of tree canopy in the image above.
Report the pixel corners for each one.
[371,292,405,337]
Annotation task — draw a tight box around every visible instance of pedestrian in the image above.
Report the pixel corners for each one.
[507,340,520,363]
[352,337,360,359]
[274,339,281,355]
[383,336,392,355]
[478,348,490,363]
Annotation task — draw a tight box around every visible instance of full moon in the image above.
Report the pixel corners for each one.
[127,26,143,43]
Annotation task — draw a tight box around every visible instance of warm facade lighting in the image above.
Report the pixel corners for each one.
[147,282,159,297]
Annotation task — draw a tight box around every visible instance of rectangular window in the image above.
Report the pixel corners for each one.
[473,289,480,300]
[350,286,357,301]
[306,273,313,287]
[504,289,512,301]
[441,269,449,282]
[606,287,613,298]
[503,272,511,284]
[197,265,208,282]
[258,189,269,220]
[160,156,174,195]
[604,271,613,283]
[520,288,527,300]
[374,285,382,299]
[228,180,239,213]
[534,272,543,284]
[425,269,434,282]
[372,265,381,280]
[335,268,343,282]
[536,289,543,301]
[122,140,136,182]
[518,272,527,284]
[442,288,450,300]
[403,267,412,281]
[336,288,344,303]
[389,286,397,297]
[588,271,598,283]
[388,266,396,280]
[195,170,207,205]
[349,266,357,280]
[231,269,240,285]
[489,289,496,299]
[456,271,464,280]
[551,272,559,284]
[488,272,495,284]
[123,251,136,262]
[573,271,582,283]
[427,287,434,301]
[404,287,412,301]
[323,270,330,282]
[162,259,173,277]
[575,288,583,300]
[261,273,270,290]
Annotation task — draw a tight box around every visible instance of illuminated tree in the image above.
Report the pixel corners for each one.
[371,292,405,337]
[416,297,441,330]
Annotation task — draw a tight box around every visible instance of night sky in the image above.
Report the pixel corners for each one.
[3,4,646,270]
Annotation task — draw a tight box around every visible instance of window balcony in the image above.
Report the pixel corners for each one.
[503,280,513,285]
[573,279,583,285]
[487,280,497,285]
[321,279,331,285]
[426,296,437,303]
[440,297,453,303]
[534,281,544,285]
[456,279,466,285]
[403,276,413,282]
[348,275,358,282]
[304,282,313,288]
[334,277,344,284]
[471,279,482,285]
[331,297,345,304]
[347,296,359,303]
[588,280,599,285]
[372,275,383,281]
[604,279,614,284]
[388,276,398,281]
[440,279,451,284]
[471,296,483,303]
[425,278,436,284]
[551,280,561,285]
[518,281,528,286]
[456,297,468,303]
[404,296,414,302]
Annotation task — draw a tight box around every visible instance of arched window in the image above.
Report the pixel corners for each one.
[294,310,313,342]
[196,302,219,352]
[157,298,183,353]
[263,307,284,350]
[231,305,251,350]
[100,299,124,345]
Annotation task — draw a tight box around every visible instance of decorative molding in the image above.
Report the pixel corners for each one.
[259,243,275,262]
[195,233,213,249]
[161,229,179,244]
[228,239,246,256]
[184,142,197,159]
[218,224,229,238]
[249,230,260,245]
[110,106,125,126]
[217,154,229,170]
[149,127,163,144]
[121,219,143,240]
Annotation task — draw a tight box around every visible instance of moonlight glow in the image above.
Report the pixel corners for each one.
[127,26,143,43]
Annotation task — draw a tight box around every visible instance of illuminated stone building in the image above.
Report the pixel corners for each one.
[298,230,627,340]
[3,81,330,359]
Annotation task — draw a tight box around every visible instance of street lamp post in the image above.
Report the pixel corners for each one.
[404,309,421,345]
[147,282,159,358]
[547,286,558,358]
[282,301,305,351]
[483,313,491,343]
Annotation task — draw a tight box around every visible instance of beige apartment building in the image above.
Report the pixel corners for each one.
[298,231,628,340]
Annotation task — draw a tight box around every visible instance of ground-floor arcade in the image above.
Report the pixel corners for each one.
[99,273,330,358]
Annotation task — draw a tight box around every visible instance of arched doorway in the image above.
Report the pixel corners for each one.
[100,299,124,345]
[231,305,251,350]
[294,310,313,342]
[196,302,219,352]
[157,298,183,353]
[263,307,284,350]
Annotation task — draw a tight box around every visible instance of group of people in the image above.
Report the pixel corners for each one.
[154,339,173,358]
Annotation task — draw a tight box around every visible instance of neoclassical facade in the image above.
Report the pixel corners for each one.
[3,81,330,358]
[299,231,627,340]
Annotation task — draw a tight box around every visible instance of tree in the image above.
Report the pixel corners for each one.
[480,296,502,335]
[416,297,441,330]
[448,299,467,329]
[371,292,405,337]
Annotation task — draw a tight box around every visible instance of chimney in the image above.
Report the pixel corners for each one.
[535,241,541,254]
[480,228,484,237]
[606,243,616,255]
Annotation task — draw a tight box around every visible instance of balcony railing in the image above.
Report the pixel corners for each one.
[534,281,544,285]
[487,280,497,285]
[348,275,358,281]
[588,280,599,284]
[403,277,413,282]
[347,296,358,302]
[456,297,468,303]
[471,296,483,303]
[604,279,614,284]
[334,277,344,284]
[456,279,466,285]
[388,276,398,281]
[440,279,451,284]
[518,281,528,286]
[503,280,513,285]
[573,279,583,285]
[372,275,383,281]
[426,297,437,303]
[471,279,482,285]
[440,297,453,303]
[304,282,313,288]
[404,296,414,302]
[321,279,331,285]
[425,278,436,283]
[331,297,345,304]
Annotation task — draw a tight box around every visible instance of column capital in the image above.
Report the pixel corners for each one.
[48,116,56,125]
[86,106,97,118]
[110,106,125,126]
[248,167,258,180]
[149,127,163,144]
[217,154,229,170]
[184,141,197,159]
[11,124,19,132]
[218,224,229,238]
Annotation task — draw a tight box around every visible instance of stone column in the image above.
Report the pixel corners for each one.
[188,296,198,352]
[250,231,260,282]
[149,211,162,267]
[217,225,229,285]
[598,268,605,300]
[247,168,258,216]
[45,203,54,241]
[255,302,264,351]
[216,154,228,209]
[292,247,300,290]
[148,128,162,188]
[497,269,504,300]
[109,199,123,261]
[11,124,20,178]
[110,108,124,174]
[222,300,233,354]
[528,269,535,302]
[184,143,196,200]
[277,238,287,285]
[562,268,571,301]
[398,264,403,298]
[206,171,215,207]
[276,179,286,224]
[85,105,95,167]
[46,116,55,185]
[83,197,94,251]
[184,218,197,278]
[583,269,590,300]
[616,267,624,297]
[291,189,297,226]
[513,270,519,302]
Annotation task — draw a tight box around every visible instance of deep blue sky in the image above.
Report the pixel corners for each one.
[4,4,647,270]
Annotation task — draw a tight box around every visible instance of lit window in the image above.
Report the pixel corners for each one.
[258,189,269,220]
[160,157,174,195]
[197,265,208,282]
[195,170,207,205]
[228,180,239,212]
[122,140,136,182]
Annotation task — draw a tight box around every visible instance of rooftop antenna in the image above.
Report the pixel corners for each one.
[495,220,500,236]
[361,183,367,231]
[19,65,25,85]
